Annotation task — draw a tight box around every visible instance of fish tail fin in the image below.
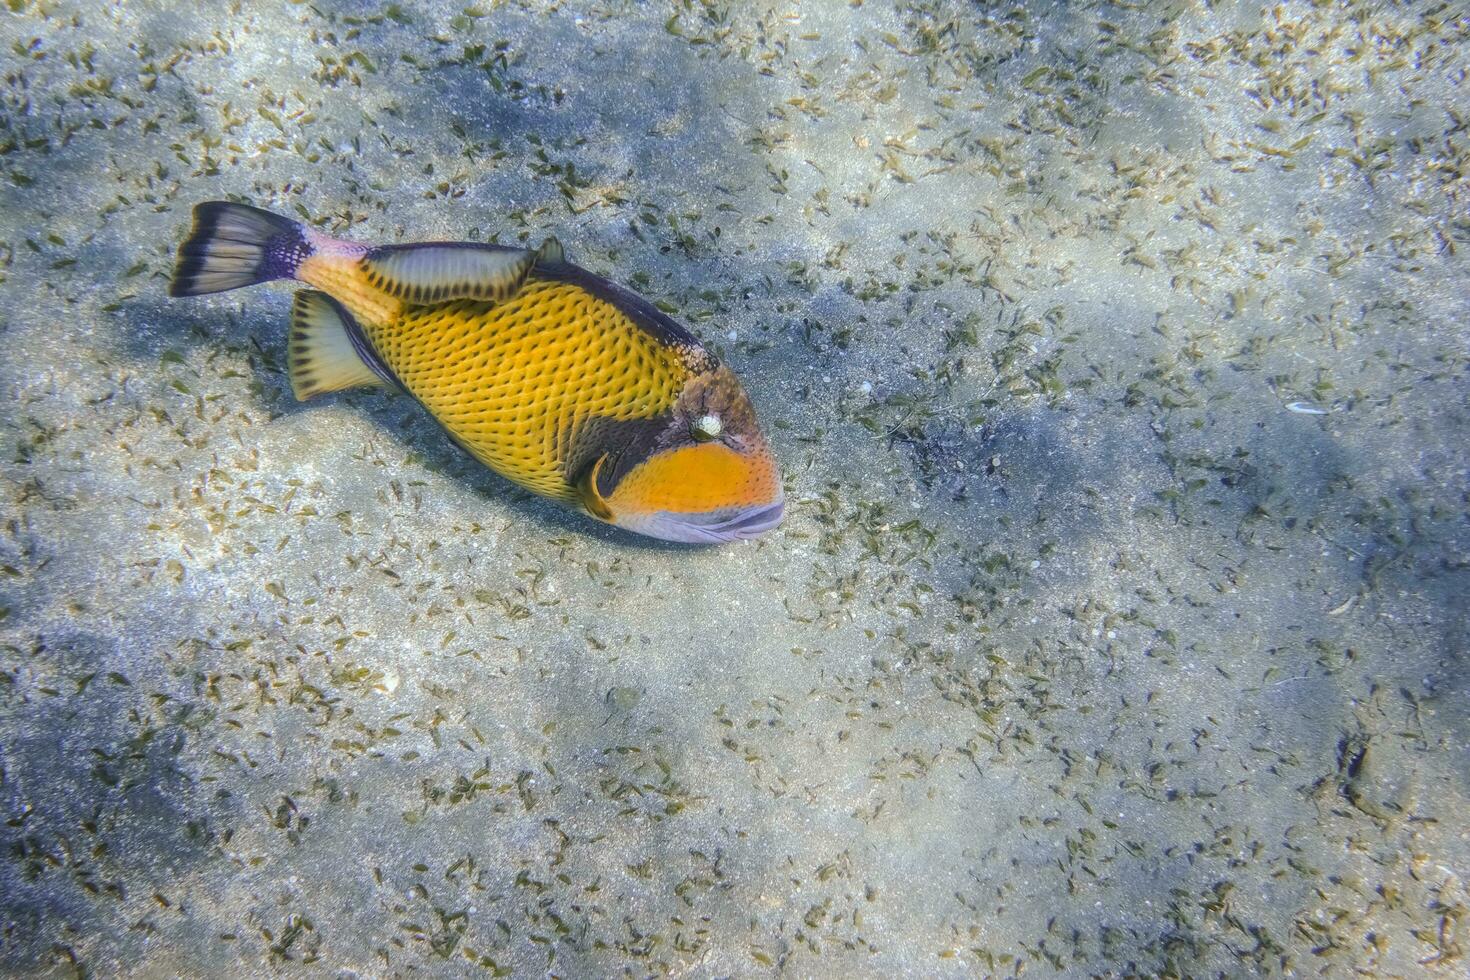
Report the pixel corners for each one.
[289,290,389,401]
[170,201,310,297]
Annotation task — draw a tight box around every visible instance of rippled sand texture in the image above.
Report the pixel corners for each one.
[1,1,1467,976]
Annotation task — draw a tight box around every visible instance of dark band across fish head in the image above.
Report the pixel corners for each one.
[576,366,783,543]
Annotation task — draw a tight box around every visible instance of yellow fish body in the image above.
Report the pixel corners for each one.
[170,202,783,543]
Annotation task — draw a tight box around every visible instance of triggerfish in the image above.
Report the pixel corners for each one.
[170,202,783,544]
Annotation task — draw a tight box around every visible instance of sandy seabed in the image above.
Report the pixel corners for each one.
[1,1,1467,976]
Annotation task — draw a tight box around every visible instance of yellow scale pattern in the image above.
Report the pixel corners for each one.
[298,255,401,326]
[352,278,688,500]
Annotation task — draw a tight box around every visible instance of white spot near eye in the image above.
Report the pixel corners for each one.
[693,414,722,439]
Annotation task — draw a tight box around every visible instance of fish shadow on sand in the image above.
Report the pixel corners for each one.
[349,387,720,553]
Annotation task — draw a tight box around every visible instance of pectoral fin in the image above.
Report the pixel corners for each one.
[577,454,614,521]
[289,290,391,401]
[361,243,535,304]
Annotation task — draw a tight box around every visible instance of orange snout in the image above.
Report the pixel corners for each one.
[600,441,783,543]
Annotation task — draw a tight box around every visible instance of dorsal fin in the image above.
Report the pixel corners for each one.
[536,236,567,267]
[361,243,535,305]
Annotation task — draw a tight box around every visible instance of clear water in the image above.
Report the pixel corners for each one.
[1,1,1466,976]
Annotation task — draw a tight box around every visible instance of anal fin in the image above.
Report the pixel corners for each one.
[289,291,391,401]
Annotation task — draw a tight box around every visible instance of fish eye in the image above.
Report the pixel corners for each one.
[691,413,722,442]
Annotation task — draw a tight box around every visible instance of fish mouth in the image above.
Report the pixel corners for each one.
[629,497,785,544]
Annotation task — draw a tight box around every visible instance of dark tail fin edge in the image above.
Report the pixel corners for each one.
[170,201,309,297]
